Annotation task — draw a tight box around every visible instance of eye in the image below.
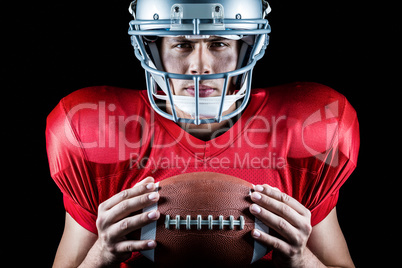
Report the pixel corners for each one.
[209,42,229,48]
[173,43,193,49]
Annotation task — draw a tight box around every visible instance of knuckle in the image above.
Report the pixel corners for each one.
[120,189,129,199]
[124,243,136,252]
[118,200,129,212]
[98,202,106,213]
[280,192,290,203]
[99,232,111,244]
[272,186,281,192]
[304,222,312,235]
[96,214,106,230]
[293,233,304,247]
[288,247,300,257]
[277,219,287,231]
[280,203,290,215]
[262,195,271,205]
[272,240,281,250]
[304,208,312,219]
[262,184,269,191]
[120,218,129,231]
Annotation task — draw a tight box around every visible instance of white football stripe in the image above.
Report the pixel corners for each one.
[251,217,269,263]
[140,182,159,262]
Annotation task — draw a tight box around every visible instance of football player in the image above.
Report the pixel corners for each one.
[47,0,359,267]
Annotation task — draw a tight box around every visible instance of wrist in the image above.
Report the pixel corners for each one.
[298,248,327,268]
[78,239,119,268]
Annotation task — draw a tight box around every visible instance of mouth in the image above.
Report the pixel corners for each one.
[185,85,216,97]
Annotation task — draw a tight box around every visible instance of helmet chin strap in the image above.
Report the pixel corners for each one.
[153,91,246,119]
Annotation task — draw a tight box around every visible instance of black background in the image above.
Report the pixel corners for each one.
[5,0,393,267]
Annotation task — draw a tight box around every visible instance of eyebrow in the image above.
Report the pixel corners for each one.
[168,37,228,43]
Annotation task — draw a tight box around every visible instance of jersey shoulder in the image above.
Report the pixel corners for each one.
[266,82,353,113]
[46,86,150,165]
[256,83,359,226]
[263,82,359,162]
[58,85,147,111]
[47,85,149,130]
[266,81,358,126]
[47,86,148,139]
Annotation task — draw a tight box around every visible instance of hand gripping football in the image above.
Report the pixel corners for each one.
[131,172,269,266]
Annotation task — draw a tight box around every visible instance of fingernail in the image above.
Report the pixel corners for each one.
[146,183,155,190]
[148,211,158,219]
[251,204,261,214]
[147,241,156,248]
[148,192,158,200]
[254,185,264,192]
[252,192,262,200]
[253,230,261,238]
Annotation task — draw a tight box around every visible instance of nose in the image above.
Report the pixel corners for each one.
[188,44,212,75]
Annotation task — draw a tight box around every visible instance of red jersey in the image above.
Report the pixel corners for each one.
[46,82,359,265]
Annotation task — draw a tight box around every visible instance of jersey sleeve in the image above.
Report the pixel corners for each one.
[300,86,360,226]
[46,98,98,234]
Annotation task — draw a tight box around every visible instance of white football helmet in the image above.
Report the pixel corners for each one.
[128,0,271,125]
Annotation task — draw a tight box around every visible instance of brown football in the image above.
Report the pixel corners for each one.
[131,172,269,266]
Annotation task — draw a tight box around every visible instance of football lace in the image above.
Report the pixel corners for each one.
[164,215,245,230]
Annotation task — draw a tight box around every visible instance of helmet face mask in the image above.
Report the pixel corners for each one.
[128,0,271,125]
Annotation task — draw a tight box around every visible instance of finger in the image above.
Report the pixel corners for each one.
[108,210,160,241]
[99,178,156,212]
[251,191,302,229]
[114,239,157,254]
[252,229,292,256]
[106,191,160,224]
[136,176,155,186]
[254,185,310,217]
[250,204,299,245]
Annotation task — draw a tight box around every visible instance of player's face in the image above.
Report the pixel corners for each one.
[160,36,240,98]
